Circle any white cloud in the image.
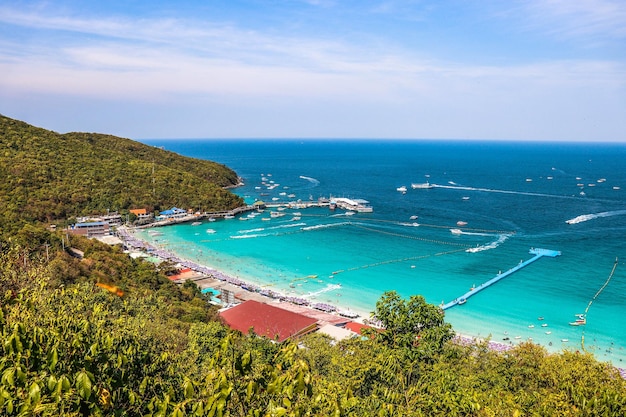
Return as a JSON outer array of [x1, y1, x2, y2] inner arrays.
[[0, 3, 624, 140], [522, 0, 626, 40]]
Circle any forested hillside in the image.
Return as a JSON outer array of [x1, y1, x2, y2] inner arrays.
[[1, 116, 625, 416], [0, 115, 243, 235]]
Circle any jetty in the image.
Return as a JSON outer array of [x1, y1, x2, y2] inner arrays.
[[441, 248, 561, 311]]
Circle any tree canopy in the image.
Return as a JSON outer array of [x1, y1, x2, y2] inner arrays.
[[0, 114, 243, 236]]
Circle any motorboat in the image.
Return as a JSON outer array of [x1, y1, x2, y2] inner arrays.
[[397, 186, 407, 193], [569, 314, 586, 326], [411, 182, 433, 189]]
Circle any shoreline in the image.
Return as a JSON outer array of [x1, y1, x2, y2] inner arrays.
[[116, 225, 626, 378]]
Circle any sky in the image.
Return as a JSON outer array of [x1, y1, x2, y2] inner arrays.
[[0, 0, 625, 141]]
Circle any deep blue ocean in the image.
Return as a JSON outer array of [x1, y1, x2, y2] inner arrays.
[[138, 139, 626, 366]]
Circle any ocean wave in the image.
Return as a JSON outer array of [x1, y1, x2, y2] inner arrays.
[[268, 223, 307, 230], [303, 283, 342, 299], [399, 222, 420, 227], [466, 234, 511, 253], [565, 210, 626, 224]]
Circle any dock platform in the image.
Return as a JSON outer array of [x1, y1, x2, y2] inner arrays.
[[440, 248, 560, 311]]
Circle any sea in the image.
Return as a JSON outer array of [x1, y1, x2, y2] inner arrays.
[[137, 139, 626, 366]]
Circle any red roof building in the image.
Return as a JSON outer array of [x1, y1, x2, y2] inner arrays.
[[344, 321, 375, 336], [219, 300, 319, 342]]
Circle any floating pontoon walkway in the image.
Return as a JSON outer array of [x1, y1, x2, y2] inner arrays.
[[440, 248, 561, 311]]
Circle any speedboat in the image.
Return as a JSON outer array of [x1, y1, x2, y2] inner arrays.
[[396, 186, 407, 193], [411, 182, 433, 189], [569, 314, 586, 326]]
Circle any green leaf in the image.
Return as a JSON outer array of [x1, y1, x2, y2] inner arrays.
[[47, 347, 58, 371], [47, 375, 57, 393], [28, 382, 41, 404], [76, 371, 92, 400], [183, 379, 194, 400]]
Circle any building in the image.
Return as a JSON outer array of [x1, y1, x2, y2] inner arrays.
[[219, 300, 319, 342], [157, 207, 188, 220], [69, 221, 110, 238]]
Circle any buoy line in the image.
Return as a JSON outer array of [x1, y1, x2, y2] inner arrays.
[[581, 257, 619, 351], [332, 248, 468, 275], [353, 224, 472, 247]]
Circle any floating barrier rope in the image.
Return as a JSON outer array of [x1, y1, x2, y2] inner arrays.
[[581, 257, 619, 351], [332, 248, 468, 276], [353, 224, 472, 247]]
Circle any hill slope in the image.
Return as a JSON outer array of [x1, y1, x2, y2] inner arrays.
[[0, 115, 243, 233]]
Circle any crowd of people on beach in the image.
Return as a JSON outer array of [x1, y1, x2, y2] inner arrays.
[[117, 226, 316, 307]]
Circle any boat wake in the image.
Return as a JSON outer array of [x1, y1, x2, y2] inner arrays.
[[301, 222, 350, 231], [434, 183, 577, 200], [299, 175, 320, 187], [269, 222, 307, 230], [399, 222, 420, 227], [466, 233, 512, 253], [238, 227, 266, 234], [450, 229, 493, 237], [231, 233, 271, 239], [565, 210, 626, 224], [303, 283, 342, 299]]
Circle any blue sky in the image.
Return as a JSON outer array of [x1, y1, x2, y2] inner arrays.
[[1, 0, 624, 141]]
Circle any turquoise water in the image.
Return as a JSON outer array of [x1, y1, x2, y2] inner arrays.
[[138, 140, 626, 366]]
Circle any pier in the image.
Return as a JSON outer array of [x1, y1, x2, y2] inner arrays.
[[441, 248, 561, 311]]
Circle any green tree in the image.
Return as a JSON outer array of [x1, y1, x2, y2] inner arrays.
[[373, 291, 454, 360]]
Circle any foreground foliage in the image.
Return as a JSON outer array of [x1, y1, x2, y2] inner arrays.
[[2, 256, 625, 416]]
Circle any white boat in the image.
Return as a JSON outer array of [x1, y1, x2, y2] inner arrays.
[[409, 215, 418, 220], [462, 196, 470, 200], [191, 221, 202, 226], [344, 211, 355, 216], [411, 182, 433, 189], [614, 186, 621, 190], [224, 215, 235, 219], [206, 229, 216, 234], [396, 186, 407, 193], [456, 221, 468, 226], [270, 211, 285, 218], [208, 217, 216, 222], [450, 228, 463, 235]]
